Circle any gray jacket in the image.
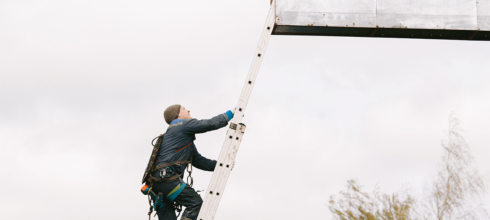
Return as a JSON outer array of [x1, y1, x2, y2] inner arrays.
[[155, 112, 231, 178]]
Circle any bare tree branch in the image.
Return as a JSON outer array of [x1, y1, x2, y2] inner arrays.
[[329, 114, 489, 220]]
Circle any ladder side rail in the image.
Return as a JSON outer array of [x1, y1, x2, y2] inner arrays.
[[199, 129, 236, 217], [204, 3, 276, 219], [197, 1, 276, 219], [234, 5, 276, 120], [205, 124, 246, 219]]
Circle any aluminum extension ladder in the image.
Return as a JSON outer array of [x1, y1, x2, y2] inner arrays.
[[197, 1, 276, 219]]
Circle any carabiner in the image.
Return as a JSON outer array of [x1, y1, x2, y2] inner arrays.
[[159, 168, 167, 178]]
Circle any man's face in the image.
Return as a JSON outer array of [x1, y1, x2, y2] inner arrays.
[[178, 106, 192, 119]]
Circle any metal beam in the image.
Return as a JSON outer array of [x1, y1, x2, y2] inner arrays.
[[273, 26, 490, 41]]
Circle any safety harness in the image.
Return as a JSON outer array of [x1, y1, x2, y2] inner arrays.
[[141, 134, 194, 219]]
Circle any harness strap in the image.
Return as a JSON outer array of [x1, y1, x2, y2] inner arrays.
[[149, 171, 184, 182], [153, 160, 190, 171], [151, 141, 193, 172], [147, 193, 153, 220], [175, 142, 193, 152]]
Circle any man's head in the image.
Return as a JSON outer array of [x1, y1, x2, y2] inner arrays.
[[164, 104, 192, 124]]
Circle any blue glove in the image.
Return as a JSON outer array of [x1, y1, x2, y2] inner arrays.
[[225, 109, 235, 122]]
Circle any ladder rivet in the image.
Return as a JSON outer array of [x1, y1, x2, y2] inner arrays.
[[217, 193, 220, 195], [248, 81, 252, 84], [226, 165, 229, 168], [210, 191, 213, 194], [267, 27, 270, 30], [236, 137, 239, 140], [229, 136, 232, 139], [220, 163, 223, 166], [239, 108, 242, 111], [258, 53, 261, 57]]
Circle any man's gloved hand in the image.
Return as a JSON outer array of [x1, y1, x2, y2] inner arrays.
[[226, 108, 235, 122]]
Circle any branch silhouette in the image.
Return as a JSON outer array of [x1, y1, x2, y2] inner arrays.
[[329, 114, 489, 220]]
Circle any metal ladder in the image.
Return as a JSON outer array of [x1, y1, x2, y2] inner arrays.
[[197, 1, 276, 219]]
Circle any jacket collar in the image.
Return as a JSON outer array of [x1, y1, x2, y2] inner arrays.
[[169, 118, 183, 126], [170, 118, 183, 125]]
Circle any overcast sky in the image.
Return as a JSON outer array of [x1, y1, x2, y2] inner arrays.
[[1, 0, 489, 219]]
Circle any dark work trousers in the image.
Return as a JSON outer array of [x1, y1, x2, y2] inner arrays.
[[151, 171, 203, 220]]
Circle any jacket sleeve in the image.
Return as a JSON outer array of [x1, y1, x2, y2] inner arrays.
[[192, 148, 217, 171], [183, 113, 229, 134]]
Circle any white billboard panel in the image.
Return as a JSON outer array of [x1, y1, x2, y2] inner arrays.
[[274, 0, 490, 40], [377, 0, 477, 30], [478, 0, 490, 30], [276, 0, 376, 27]]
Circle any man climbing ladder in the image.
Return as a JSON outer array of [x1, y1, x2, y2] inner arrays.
[[142, 104, 236, 220]]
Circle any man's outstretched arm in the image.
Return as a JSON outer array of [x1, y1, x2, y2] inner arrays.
[[183, 110, 234, 134]]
